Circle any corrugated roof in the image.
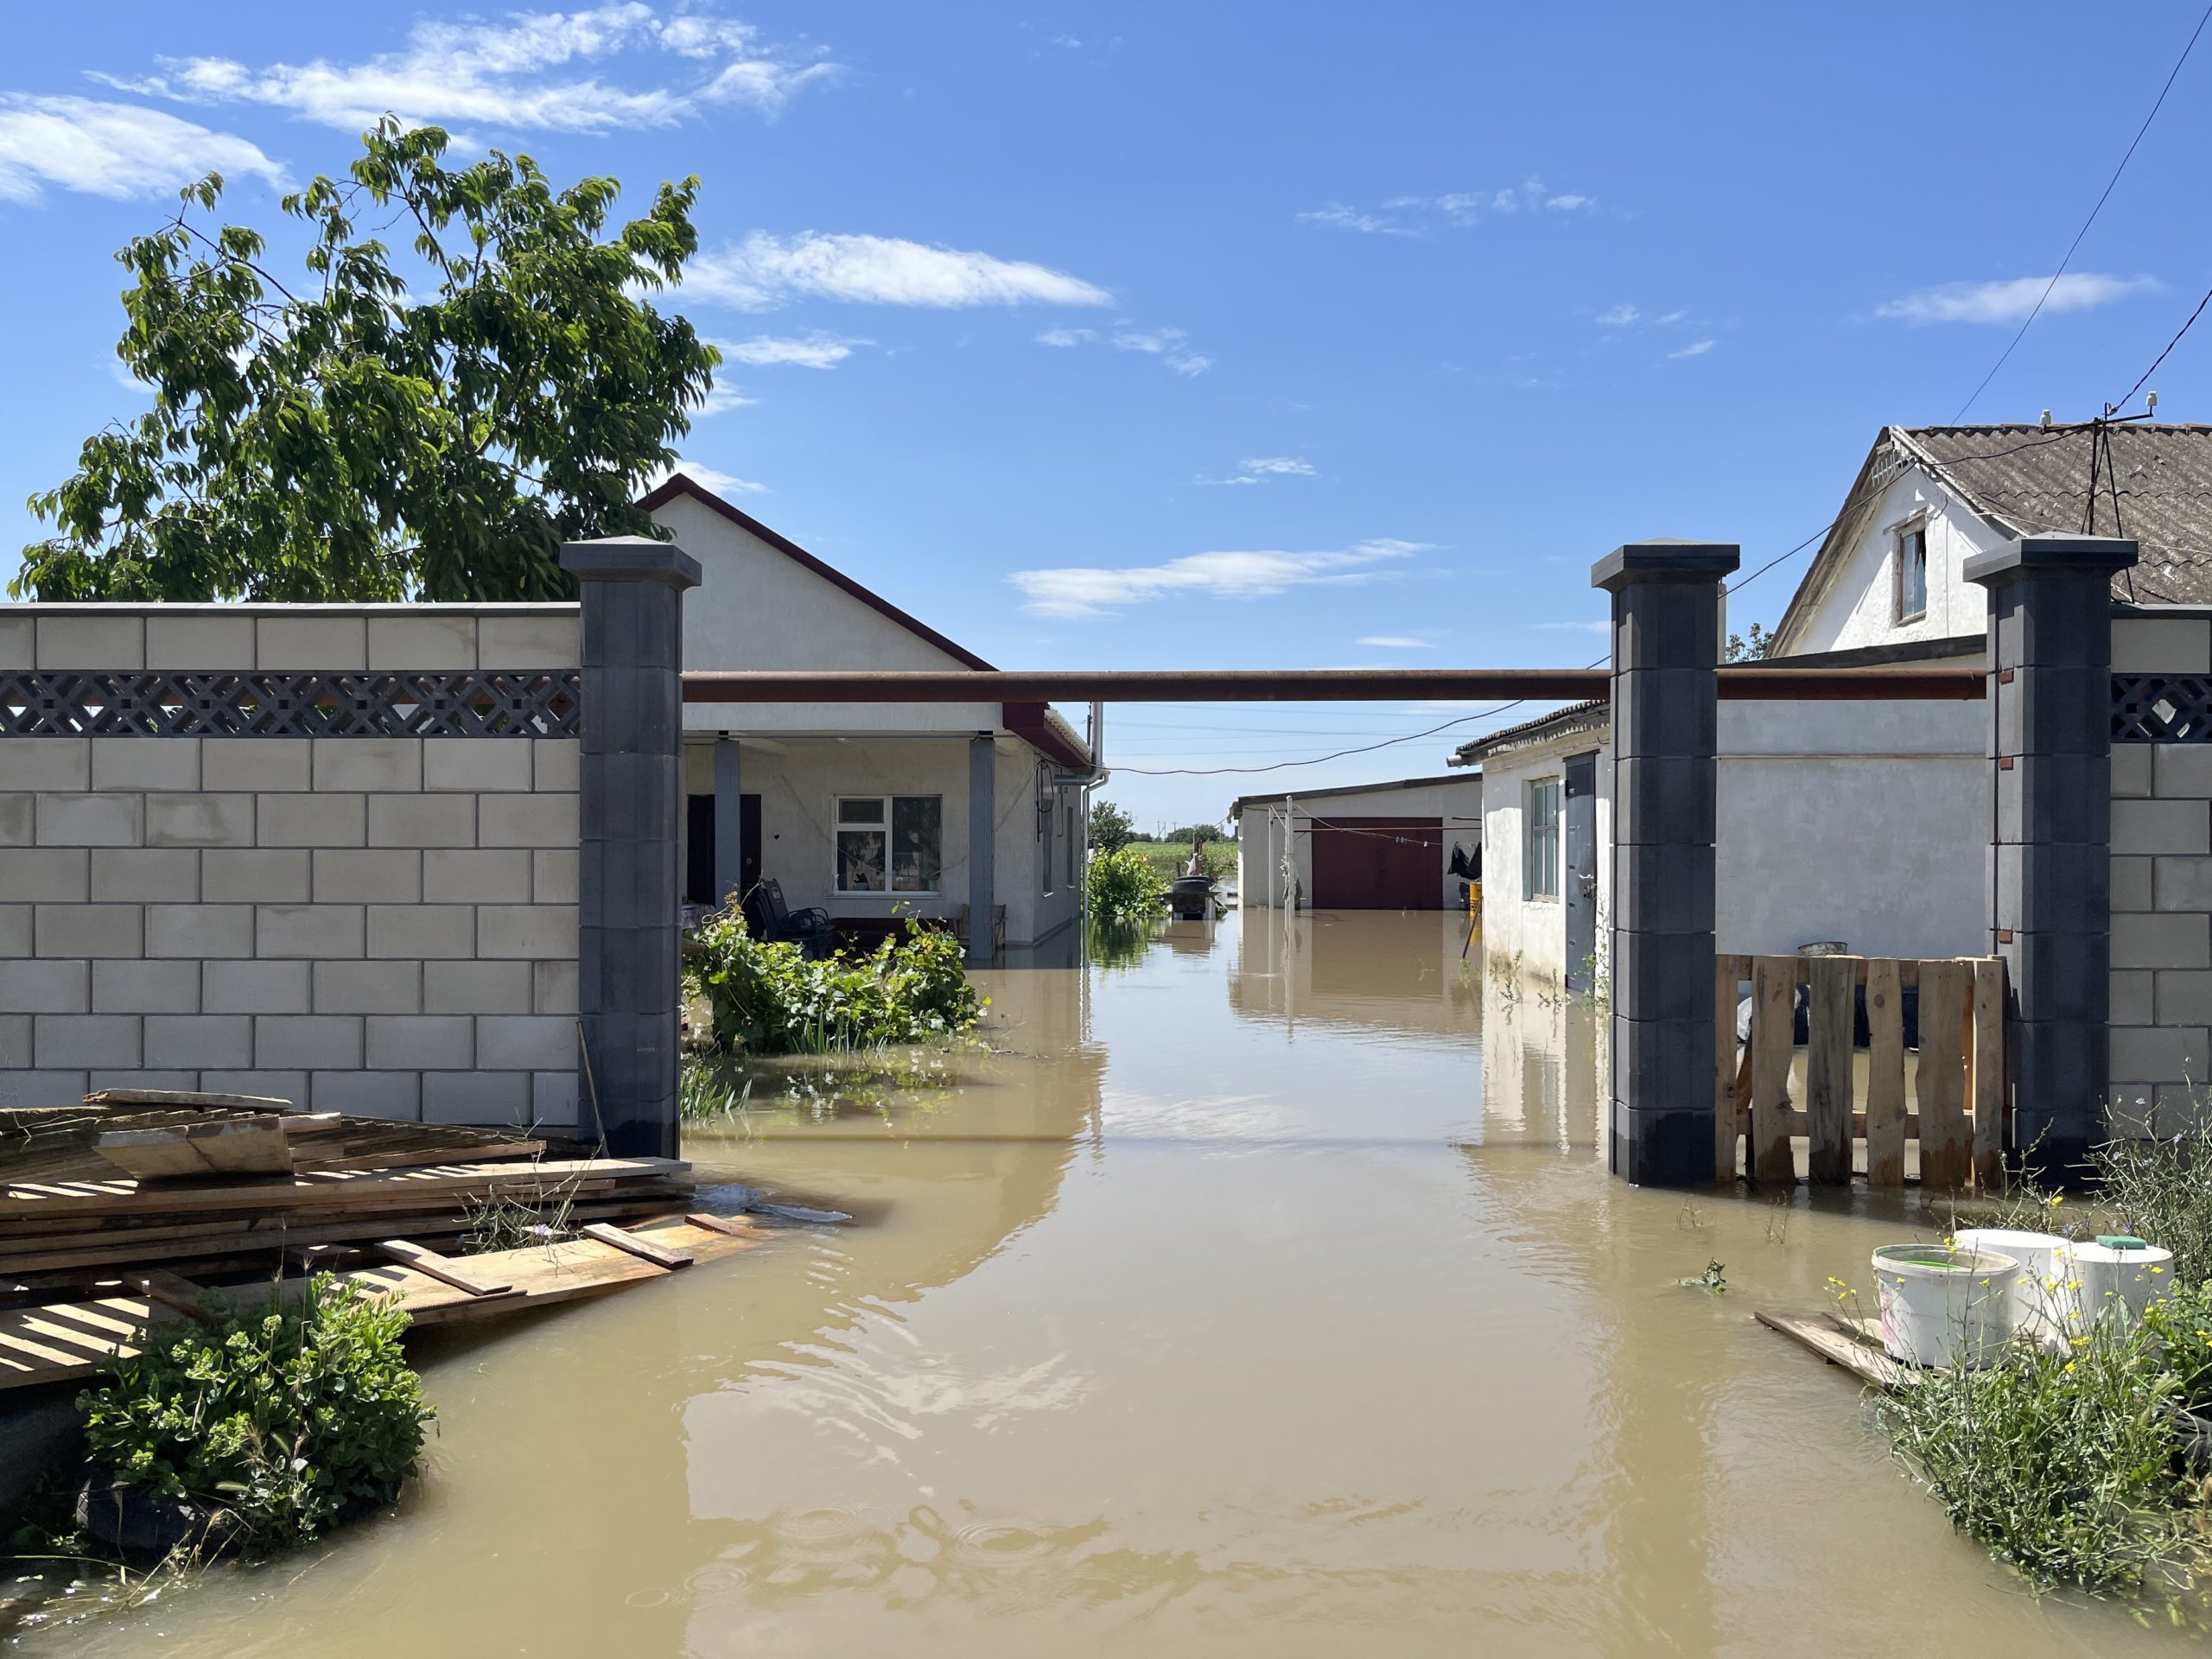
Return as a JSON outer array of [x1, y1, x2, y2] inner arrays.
[[1899, 424, 2212, 604], [1226, 771, 1476, 817], [1448, 698, 1608, 766]]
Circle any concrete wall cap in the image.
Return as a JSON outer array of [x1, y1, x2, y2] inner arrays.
[[560, 537, 702, 589], [1964, 535, 2139, 587], [1592, 540, 1742, 592]]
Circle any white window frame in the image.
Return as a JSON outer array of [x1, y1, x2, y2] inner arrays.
[[833, 794, 944, 896], [1525, 777, 1561, 901], [1894, 515, 1929, 624]]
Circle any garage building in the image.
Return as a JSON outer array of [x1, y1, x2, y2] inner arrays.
[[1230, 773, 1484, 911]]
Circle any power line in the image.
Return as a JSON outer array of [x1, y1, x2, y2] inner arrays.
[[2120, 278, 2212, 407], [1951, 3, 2212, 422]]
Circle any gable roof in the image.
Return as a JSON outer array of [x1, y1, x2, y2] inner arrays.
[[1776, 423, 2212, 645], [1448, 699, 1608, 768], [1227, 771, 1475, 817], [636, 472, 995, 671]]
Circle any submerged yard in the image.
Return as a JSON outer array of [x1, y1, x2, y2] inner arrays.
[[22, 912, 2200, 1656]]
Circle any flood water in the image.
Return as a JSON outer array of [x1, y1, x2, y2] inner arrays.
[[24, 912, 2190, 1656]]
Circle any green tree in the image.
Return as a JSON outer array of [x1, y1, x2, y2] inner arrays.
[[1088, 799, 1137, 855], [1725, 621, 1773, 662], [18, 120, 719, 602]]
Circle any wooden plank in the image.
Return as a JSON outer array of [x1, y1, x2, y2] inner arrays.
[[125, 1269, 214, 1325], [84, 1089, 296, 1113], [1749, 956, 1797, 1185], [1803, 955, 1856, 1185], [1863, 958, 1908, 1186], [1714, 955, 1746, 1183], [1969, 957, 2006, 1192], [369, 1239, 514, 1298], [1753, 1309, 1913, 1389], [580, 1222, 694, 1269], [684, 1211, 766, 1238], [1916, 959, 1971, 1191], [0, 1156, 688, 1219]]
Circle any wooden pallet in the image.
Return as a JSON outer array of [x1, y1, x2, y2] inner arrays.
[[0, 1212, 771, 1391]]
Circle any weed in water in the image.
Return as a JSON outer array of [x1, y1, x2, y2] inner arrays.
[[461, 1166, 585, 1255], [1679, 1259, 1727, 1294], [1764, 1197, 1791, 1245]]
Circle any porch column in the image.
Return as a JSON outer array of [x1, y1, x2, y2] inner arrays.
[[969, 733, 996, 967], [1966, 534, 2137, 1181], [714, 736, 743, 907], [1593, 539, 1738, 1186], [562, 534, 702, 1160]]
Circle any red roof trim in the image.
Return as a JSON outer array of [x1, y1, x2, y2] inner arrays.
[[1002, 701, 1092, 770], [635, 473, 995, 671]]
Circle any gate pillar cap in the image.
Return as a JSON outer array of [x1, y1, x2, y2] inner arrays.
[[1963, 535, 2138, 588], [562, 536, 702, 590], [1592, 540, 1740, 593]]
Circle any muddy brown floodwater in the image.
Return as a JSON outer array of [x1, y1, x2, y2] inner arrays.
[[23, 912, 2195, 1656]]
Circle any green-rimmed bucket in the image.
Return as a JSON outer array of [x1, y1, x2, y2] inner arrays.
[[1872, 1244, 2022, 1369]]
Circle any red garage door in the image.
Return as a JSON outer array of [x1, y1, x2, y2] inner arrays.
[[1309, 817, 1446, 909]]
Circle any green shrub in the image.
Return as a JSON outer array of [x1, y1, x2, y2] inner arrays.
[[79, 1274, 432, 1553], [1874, 1315, 2205, 1595], [1087, 845, 1166, 925], [685, 906, 984, 1056]]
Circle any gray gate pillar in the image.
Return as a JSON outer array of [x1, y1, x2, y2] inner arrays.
[[714, 736, 743, 906], [1593, 539, 1738, 1185], [1965, 534, 2137, 1181], [563, 534, 702, 1160], [969, 733, 996, 967]]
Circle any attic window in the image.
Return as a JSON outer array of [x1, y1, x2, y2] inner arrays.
[[1896, 524, 1929, 622]]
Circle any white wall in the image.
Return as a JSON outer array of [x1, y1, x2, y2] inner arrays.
[[1779, 464, 2006, 656], [682, 734, 1081, 950], [1234, 777, 1483, 910], [1477, 737, 1610, 980]]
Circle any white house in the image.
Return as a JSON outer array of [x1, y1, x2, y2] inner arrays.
[[1771, 421, 2212, 657], [1230, 772, 1483, 911], [642, 474, 1095, 962]]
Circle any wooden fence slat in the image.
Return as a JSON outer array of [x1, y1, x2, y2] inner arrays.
[[1750, 957, 1797, 1185], [1969, 957, 2005, 1192], [1804, 956, 1856, 1184], [1863, 958, 1908, 1186], [1714, 955, 1749, 1182], [1916, 960, 1971, 1191]]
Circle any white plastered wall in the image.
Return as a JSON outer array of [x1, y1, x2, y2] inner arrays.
[[1779, 465, 2008, 656], [1476, 734, 1611, 980]]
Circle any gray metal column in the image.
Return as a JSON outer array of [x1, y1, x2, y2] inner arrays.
[[714, 735, 743, 907], [1593, 539, 1738, 1186], [562, 534, 702, 1160], [969, 733, 996, 967], [1966, 534, 2137, 1181]]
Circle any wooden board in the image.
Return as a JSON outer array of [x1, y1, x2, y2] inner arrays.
[[1969, 957, 2005, 1192], [0, 1215, 762, 1391], [1753, 1308, 1913, 1389], [580, 1222, 694, 1269], [368, 1239, 513, 1298], [84, 1090, 296, 1113], [1863, 958, 1908, 1186], [1916, 960, 1971, 1191], [1803, 956, 1855, 1185], [1749, 957, 1797, 1185], [97, 1116, 297, 1181], [0, 1156, 688, 1220], [1714, 954, 1749, 1183]]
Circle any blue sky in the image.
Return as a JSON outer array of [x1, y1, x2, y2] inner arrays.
[[3, 3, 2210, 828]]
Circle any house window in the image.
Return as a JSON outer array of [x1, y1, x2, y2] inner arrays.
[[835, 796, 942, 893], [1525, 778, 1560, 900], [1897, 524, 1929, 622]]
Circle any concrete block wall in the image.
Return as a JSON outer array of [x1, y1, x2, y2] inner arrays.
[[0, 605, 583, 1128], [2109, 604, 2212, 1134]]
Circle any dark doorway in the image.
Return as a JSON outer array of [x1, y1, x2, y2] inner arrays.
[[684, 792, 761, 913], [1308, 817, 1445, 909], [1563, 751, 1599, 992]]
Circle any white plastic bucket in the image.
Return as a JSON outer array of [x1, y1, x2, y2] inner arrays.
[[1872, 1244, 2022, 1368], [1954, 1228, 2075, 1349], [2059, 1239, 2174, 1330]]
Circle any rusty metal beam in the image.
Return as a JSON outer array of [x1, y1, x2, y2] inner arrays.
[[678, 667, 1984, 703]]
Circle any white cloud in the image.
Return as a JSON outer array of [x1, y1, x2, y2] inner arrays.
[[1035, 327, 1096, 346], [694, 382, 758, 414], [710, 332, 865, 369], [1545, 194, 1592, 211], [1357, 635, 1436, 649], [1113, 326, 1210, 375], [1595, 303, 1640, 327], [688, 231, 1111, 310], [1667, 339, 1716, 359], [1300, 181, 1595, 236], [99, 4, 836, 137], [1011, 539, 1427, 619], [640, 458, 766, 496], [1651, 310, 1686, 326], [1202, 456, 1314, 486], [0, 94, 286, 203], [1876, 273, 2156, 326], [1296, 202, 1411, 236], [1533, 620, 1611, 633]]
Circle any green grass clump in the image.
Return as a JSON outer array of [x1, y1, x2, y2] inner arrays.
[[684, 906, 985, 1057], [79, 1274, 432, 1554]]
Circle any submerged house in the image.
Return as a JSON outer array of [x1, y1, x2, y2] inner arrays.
[[1447, 420, 2212, 985], [641, 474, 1096, 961]]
